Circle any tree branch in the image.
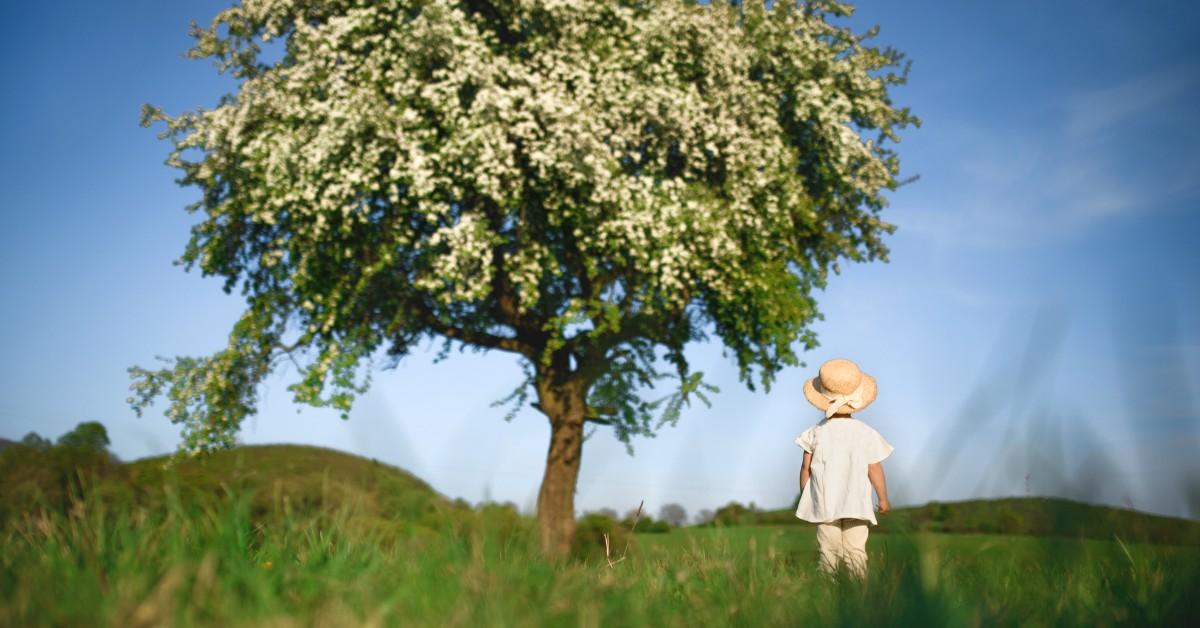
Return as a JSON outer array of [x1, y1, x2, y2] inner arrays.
[[571, 281, 692, 384], [413, 300, 535, 357]]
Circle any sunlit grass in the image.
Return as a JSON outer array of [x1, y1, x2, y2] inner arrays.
[[2, 487, 1196, 627]]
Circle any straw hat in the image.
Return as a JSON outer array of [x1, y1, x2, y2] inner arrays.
[[803, 358, 877, 418]]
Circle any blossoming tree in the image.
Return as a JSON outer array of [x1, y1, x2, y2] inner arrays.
[[129, 0, 918, 558]]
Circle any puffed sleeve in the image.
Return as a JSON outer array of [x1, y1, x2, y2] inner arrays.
[[864, 426, 894, 464], [794, 426, 816, 453]]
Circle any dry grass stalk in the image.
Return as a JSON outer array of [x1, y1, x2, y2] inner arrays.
[[604, 499, 643, 569]]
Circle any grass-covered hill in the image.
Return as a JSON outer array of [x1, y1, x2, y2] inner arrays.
[[710, 496, 1200, 546], [131, 444, 467, 521], [878, 497, 1200, 544], [0, 442, 482, 536]]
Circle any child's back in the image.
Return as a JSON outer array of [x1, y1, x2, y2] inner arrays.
[[795, 417, 892, 525], [794, 358, 892, 578]]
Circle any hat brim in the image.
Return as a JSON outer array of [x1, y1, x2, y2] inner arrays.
[[803, 374, 877, 415]]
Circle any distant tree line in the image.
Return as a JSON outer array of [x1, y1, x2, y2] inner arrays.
[[15, 421, 116, 458], [0, 421, 124, 522]]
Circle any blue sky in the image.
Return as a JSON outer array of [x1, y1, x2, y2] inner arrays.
[[1, 1, 1197, 522]]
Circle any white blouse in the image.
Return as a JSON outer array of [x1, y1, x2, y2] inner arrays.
[[794, 417, 894, 525]]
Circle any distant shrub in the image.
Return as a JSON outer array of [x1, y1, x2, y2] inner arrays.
[[56, 422, 111, 453], [618, 508, 670, 533], [20, 432, 51, 451], [594, 507, 618, 520], [633, 517, 671, 534], [995, 509, 1025, 534], [574, 512, 633, 561], [471, 502, 531, 550], [658, 503, 688, 527], [713, 501, 752, 526]]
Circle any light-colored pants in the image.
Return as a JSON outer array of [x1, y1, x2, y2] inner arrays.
[[816, 518, 870, 578]]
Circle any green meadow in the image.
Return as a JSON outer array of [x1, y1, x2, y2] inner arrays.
[[2, 443, 1197, 627]]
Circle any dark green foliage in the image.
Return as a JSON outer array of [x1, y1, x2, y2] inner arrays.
[[19, 433, 50, 451], [632, 517, 671, 534], [714, 501, 749, 525], [754, 496, 1200, 545], [618, 508, 671, 533], [55, 421, 111, 452], [711, 499, 798, 526], [574, 511, 634, 560], [874, 497, 1200, 545], [574, 509, 664, 562]]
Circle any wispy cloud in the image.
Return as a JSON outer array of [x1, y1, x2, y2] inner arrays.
[[895, 63, 1200, 249], [1064, 63, 1200, 139]]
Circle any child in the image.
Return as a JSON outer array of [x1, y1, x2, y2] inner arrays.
[[794, 358, 893, 578]]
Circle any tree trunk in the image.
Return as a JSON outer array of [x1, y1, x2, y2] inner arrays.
[[534, 369, 587, 560]]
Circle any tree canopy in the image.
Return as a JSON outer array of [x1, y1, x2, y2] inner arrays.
[[128, 0, 917, 556], [56, 421, 112, 453], [658, 502, 688, 527]]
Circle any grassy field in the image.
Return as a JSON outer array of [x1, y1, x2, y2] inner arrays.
[[1, 444, 1197, 626]]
